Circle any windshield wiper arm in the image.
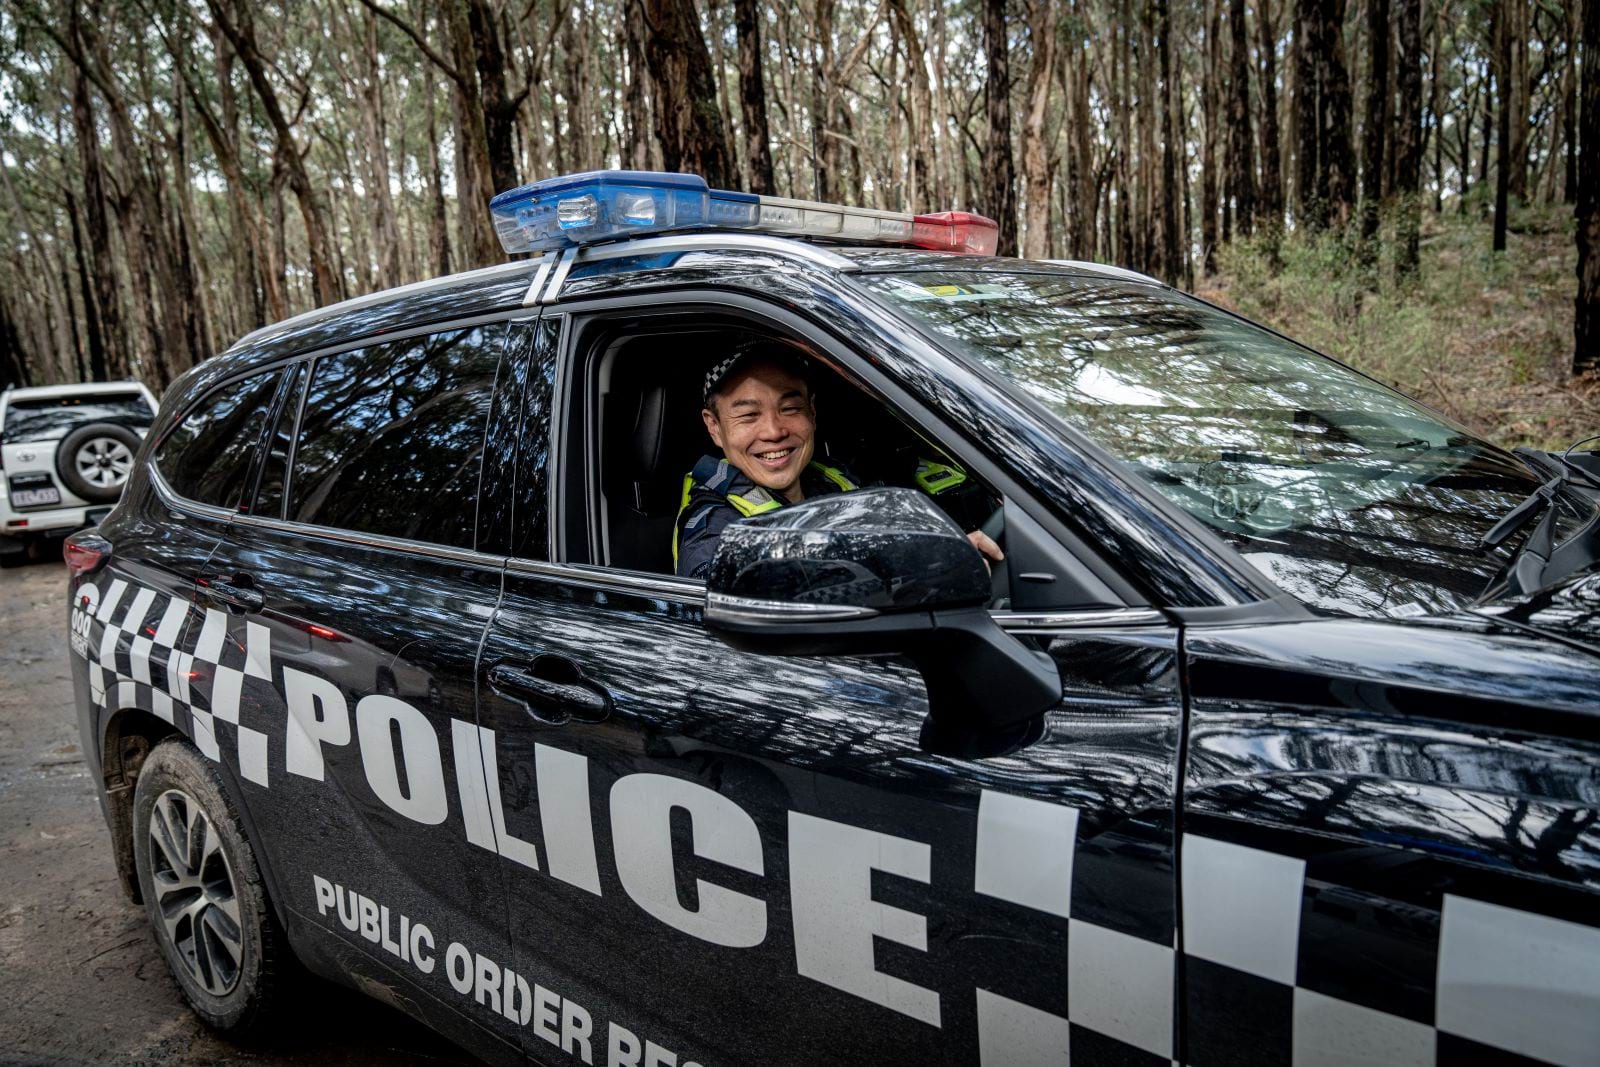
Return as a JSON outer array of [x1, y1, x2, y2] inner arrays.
[[1480, 446, 1600, 598]]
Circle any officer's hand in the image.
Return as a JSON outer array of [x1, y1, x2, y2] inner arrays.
[[967, 530, 1004, 566]]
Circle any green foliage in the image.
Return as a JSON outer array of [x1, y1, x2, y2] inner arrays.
[[1209, 208, 1593, 451]]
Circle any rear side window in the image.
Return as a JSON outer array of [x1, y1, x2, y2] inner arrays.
[[289, 325, 503, 548], [154, 371, 281, 509], [3, 393, 154, 443]]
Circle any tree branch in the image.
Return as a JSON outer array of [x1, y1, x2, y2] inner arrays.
[[356, 0, 464, 87]]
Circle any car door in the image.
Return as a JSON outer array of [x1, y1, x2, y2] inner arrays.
[[197, 324, 526, 1065], [476, 308, 1185, 1066], [1181, 618, 1600, 1067]]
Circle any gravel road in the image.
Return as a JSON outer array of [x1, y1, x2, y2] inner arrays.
[[0, 555, 473, 1066]]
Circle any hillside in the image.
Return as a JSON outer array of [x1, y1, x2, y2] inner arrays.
[[1200, 206, 1596, 452]]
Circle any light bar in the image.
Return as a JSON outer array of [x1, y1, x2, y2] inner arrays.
[[912, 211, 1001, 256], [489, 170, 998, 257]]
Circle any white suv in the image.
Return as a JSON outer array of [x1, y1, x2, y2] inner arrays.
[[0, 381, 158, 564]]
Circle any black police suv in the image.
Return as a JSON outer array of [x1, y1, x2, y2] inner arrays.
[[66, 172, 1600, 1067]]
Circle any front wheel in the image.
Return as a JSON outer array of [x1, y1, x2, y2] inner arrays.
[[132, 738, 288, 1036]]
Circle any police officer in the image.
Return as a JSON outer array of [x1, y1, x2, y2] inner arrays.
[[674, 341, 1004, 579]]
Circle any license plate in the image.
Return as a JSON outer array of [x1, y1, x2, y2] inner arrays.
[[8, 475, 60, 508]]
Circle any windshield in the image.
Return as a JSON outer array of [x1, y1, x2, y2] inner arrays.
[[2, 393, 154, 443], [862, 269, 1587, 617]]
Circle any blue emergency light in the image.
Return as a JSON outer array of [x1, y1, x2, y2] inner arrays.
[[488, 170, 999, 257]]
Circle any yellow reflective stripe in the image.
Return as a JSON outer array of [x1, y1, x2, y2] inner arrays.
[[812, 462, 857, 492], [672, 473, 696, 568], [727, 493, 781, 517], [915, 460, 966, 495]]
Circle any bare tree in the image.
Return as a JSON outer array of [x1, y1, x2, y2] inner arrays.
[[1020, 0, 1057, 258], [1493, 0, 1511, 252], [1360, 0, 1390, 260], [1577, 0, 1599, 370], [733, 0, 776, 193], [1228, 0, 1256, 237], [1257, 0, 1284, 234], [982, 0, 1020, 255], [207, 0, 344, 305], [639, 0, 737, 186], [1394, 0, 1422, 277]]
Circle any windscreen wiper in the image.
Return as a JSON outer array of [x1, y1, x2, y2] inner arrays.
[[1479, 442, 1600, 598]]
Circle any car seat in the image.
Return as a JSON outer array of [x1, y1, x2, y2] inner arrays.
[[603, 354, 709, 574]]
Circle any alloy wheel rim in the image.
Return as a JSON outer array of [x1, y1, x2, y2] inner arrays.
[[74, 437, 134, 488], [148, 789, 244, 996]]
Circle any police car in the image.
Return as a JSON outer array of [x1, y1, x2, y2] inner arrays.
[[65, 171, 1600, 1066]]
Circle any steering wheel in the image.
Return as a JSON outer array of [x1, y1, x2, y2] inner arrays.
[[978, 504, 1010, 609]]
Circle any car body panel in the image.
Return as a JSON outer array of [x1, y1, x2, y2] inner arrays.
[[1182, 618, 1600, 1066], [479, 565, 1185, 1066]]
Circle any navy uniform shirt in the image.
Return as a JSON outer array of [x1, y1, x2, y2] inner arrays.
[[674, 455, 857, 579]]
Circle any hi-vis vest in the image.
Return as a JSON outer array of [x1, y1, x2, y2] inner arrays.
[[672, 459, 857, 569]]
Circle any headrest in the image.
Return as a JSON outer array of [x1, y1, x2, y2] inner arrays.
[[630, 381, 671, 480]]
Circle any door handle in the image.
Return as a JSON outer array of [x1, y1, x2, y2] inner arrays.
[[488, 657, 612, 725], [202, 577, 264, 614]]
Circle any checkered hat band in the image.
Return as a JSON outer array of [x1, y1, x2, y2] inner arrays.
[[704, 354, 743, 404]]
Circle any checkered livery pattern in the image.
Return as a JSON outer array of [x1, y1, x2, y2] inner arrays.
[[81, 577, 274, 787], [1182, 834, 1600, 1067], [973, 790, 1177, 1066]]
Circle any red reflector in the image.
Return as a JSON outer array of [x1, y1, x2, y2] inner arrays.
[[911, 211, 1000, 256], [6, 519, 27, 528], [63, 532, 111, 576], [308, 624, 339, 640]]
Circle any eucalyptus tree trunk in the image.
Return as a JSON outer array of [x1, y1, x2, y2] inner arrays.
[[1575, 0, 1599, 370], [1228, 0, 1256, 237], [1202, 0, 1221, 270], [1506, 0, 1528, 202], [1394, 0, 1422, 277], [1493, 0, 1511, 252], [208, 0, 343, 305], [1318, 0, 1355, 228], [623, 0, 653, 170], [1020, 0, 1056, 259], [733, 0, 776, 194], [981, 0, 1019, 255], [356, 8, 402, 290], [1155, 0, 1181, 282], [67, 67, 114, 382], [1563, 1, 1579, 204], [640, 0, 737, 187], [1257, 0, 1284, 233], [887, 0, 936, 207], [1360, 0, 1390, 261], [1293, 0, 1323, 227]]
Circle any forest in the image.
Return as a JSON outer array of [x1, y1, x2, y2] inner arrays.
[[0, 0, 1596, 447]]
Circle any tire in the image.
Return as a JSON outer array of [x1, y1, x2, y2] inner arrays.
[[56, 422, 141, 503], [132, 738, 288, 1036]]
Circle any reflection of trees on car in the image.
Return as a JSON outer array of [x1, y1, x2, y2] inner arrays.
[[867, 271, 1581, 617]]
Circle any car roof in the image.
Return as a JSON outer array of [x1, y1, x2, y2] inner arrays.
[[211, 234, 1167, 380], [3, 382, 153, 402], [831, 246, 1165, 286]]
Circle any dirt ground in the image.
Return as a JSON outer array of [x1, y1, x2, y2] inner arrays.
[[0, 555, 474, 1066]]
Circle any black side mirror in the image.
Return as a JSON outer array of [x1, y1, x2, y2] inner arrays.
[[705, 488, 1062, 734]]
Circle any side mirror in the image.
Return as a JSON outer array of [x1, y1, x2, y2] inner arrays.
[[705, 488, 1062, 734]]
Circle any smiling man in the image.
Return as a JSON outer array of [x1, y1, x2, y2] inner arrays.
[[673, 340, 1002, 579]]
